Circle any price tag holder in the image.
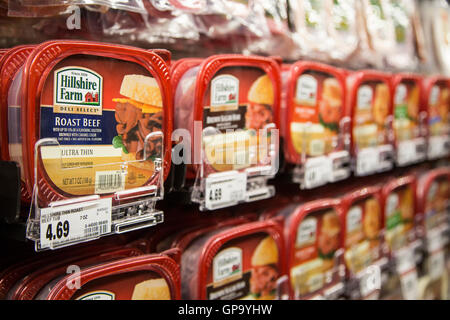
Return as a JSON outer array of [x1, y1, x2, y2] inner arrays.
[[399, 268, 419, 300], [397, 138, 426, 166], [204, 171, 247, 210], [39, 198, 112, 249], [356, 147, 378, 176], [328, 150, 351, 183], [359, 266, 381, 299], [303, 156, 332, 189], [428, 135, 450, 159], [395, 246, 419, 300]]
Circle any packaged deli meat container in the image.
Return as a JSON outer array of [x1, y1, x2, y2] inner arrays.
[[0, 45, 35, 209], [345, 70, 394, 176], [0, 237, 128, 300], [421, 76, 450, 160], [18, 40, 172, 250], [340, 185, 388, 300], [178, 220, 284, 300], [267, 198, 345, 300], [380, 175, 420, 300], [391, 73, 427, 166], [416, 168, 450, 285], [281, 61, 350, 189], [38, 252, 180, 300], [171, 54, 281, 211], [10, 246, 143, 300]]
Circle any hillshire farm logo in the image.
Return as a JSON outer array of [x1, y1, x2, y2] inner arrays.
[[54, 67, 103, 115], [210, 74, 239, 112], [213, 247, 243, 285]]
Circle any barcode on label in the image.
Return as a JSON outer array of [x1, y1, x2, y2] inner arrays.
[[95, 170, 126, 194], [84, 220, 110, 238]]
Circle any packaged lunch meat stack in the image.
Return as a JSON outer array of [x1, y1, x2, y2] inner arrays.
[[415, 168, 450, 299], [326, 0, 360, 64], [383, 0, 419, 71], [172, 54, 281, 211], [359, 0, 396, 69], [346, 70, 394, 177], [179, 220, 285, 300], [269, 199, 345, 300], [0, 45, 35, 214], [281, 61, 350, 189], [38, 252, 180, 300], [287, 0, 331, 62], [380, 175, 420, 300], [421, 76, 450, 160], [341, 185, 389, 300], [391, 73, 427, 166], [19, 40, 172, 250], [10, 246, 143, 300]]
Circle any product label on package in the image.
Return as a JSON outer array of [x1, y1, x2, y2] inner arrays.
[[427, 82, 449, 138], [206, 232, 280, 300], [393, 80, 420, 142], [353, 81, 390, 151], [39, 55, 163, 197], [202, 66, 275, 176], [39, 198, 112, 249], [72, 271, 172, 300], [344, 197, 382, 276], [290, 209, 342, 298], [290, 70, 343, 158], [424, 177, 450, 234], [384, 185, 415, 252]]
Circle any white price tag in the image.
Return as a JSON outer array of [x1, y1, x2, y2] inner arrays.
[[359, 266, 381, 299], [428, 250, 445, 281], [428, 135, 450, 159], [396, 140, 417, 166], [39, 198, 112, 249], [356, 147, 378, 176], [204, 171, 247, 210], [304, 156, 332, 189], [399, 269, 419, 300]]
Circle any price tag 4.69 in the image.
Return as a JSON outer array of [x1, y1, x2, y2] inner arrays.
[[39, 198, 112, 249], [204, 172, 247, 210]]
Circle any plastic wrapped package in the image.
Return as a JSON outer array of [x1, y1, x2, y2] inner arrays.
[[288, 0, 330, 61], [171, 54, 281, 210], [383, 0, 419, 71], [245, 1, 297, 60], [326, 0, 360, 64], [391, 73, 427, 166], [380, 175, 419, 300], [99, 6, 200, 46], [7, 1, 73, 17], [345, 70, 394, 177], [340, 185, 388, 300], [429, 0, 450, 76], [265, 199, 345, 300], [358, 0, 397, 69], [179, 220, 284, 300], [18, 41, 172, 208], [0, 45, 35, 209], [36, 252, 181, 300], [421, 76, 450, 160], [9, 247, 143, 300], [281, 61, 351, 189]]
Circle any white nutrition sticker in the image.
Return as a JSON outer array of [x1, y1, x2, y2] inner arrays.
[[39, 198, 112, 249], [204, 171, 247, 210]]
